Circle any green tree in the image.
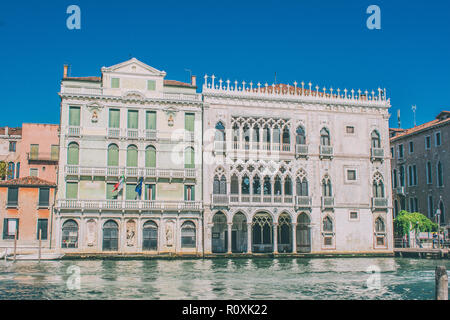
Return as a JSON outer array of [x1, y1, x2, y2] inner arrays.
[[0, 161, 8, 179], [394, 210, 438, 237]]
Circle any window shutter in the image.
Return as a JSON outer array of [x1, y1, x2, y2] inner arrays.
[[127, 110, 138, 129], [185, 113, 195, 132], [127, 147, 138, 167], [30, 144, 39, 160], [126, 184, 135, 200], [109, 109, 120, 128], [3, 219, 8, 239], [191, 186, 195, 201], [51, 145, 59, 161], [39, 188, 50, 206], [111, 78, 120, 88], [146, 111, 156, 130], [107, 145, 119, 166], [7, 187, 18, 205], [69, 107, 80, 126], [147, 80, 156, 91], [67, 143, 79, 165], [66, 182, 78, 199], [145, 147, 156, 168]]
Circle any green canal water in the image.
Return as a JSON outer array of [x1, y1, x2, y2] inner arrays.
[[0, 257, 448, 300]]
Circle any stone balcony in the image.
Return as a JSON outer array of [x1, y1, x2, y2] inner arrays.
[[57, 199, 202, 212], [295, 144, 308, 158], [211, 194, 314, 207], [319, 145, 333, 159], [321, 196, 334, 210], [371, 147, 384, 161], [372, 197, 388, 210], [65, 165, 196, 181]]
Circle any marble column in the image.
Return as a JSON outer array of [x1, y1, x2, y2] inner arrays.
[[292, 223, 297, 253], [247, 222, 252, 253], [227, 223, 232, 253], [273, 222, 278, 253]]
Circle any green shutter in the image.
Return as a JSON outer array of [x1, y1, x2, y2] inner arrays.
[[126, 184, 135, 200], [185, 147, 194, 168], [30, 144, 39, 160], [66, 182, 78, 199], [145, 147, 156, 168], [69, 107, 80, 126], [127, 146, 138, 167], [51, 145, 59, 161], [191, 186, 195, 201], [67, 143, 79, 165], [185, 113, 195, 132], [109, 109, 120, 128], [107, 145, 119, 166], [111, 78, 120, 88], [146, 111, 156, 130], [147, 80, 156, 91], [128, 110, 138, 129]]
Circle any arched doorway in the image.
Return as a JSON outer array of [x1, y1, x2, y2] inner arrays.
[[278, 213, 292, 253], [232, 212, 247, 253], [212, 212, 228, 253], [61, 220, 78, 248], [252, 213, 273, 253], [143, 221, 158, 251], [103, 220, 119, 251], [297, 213, 311, 253]]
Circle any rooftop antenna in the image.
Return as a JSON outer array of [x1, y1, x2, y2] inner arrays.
[[397, 109, 401, 128], [412, 105, 417, 127]]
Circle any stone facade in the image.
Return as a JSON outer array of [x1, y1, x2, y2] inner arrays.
[[0, 127, 22, 181], [390, 111, 449, 232]]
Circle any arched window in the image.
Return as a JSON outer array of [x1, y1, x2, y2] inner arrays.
[[284, 177, 292, 196], [296, 126, 306, 145], [7, 162, 14, 180], [230, 174, 239, 194], [181, 221, 196, 248], [232, 123, 239, 149], [323, 216, 333, 232], [241, 175, 250, 195], [320, 128, 330, 146], [61, 220, 78, 248], [243, 125, 250, 150], [15, 162, 20, 179], [375, 217, 385, 232], [253, 175, 261, 195], [439, 201, 445, 226], [213, 175, 227, 195], [437, 162, 443, 187], [263, 176, 272, 195], [107, 144, 119, 167], [142, 221, 158, 251], [126, 145, 138, 167], [103, 220, 119, 251], [67, 142, 79, 165], [296, 177, 308, 196], [282, 127, 290, 145], [273, 126, 280, 145], [215, 122, 225, 142], [371, 130, 381, 148], [373, 174, 385, 198], [263, 125, 271, 145], [322, 177, 332, 197], [184, 147, 195, 169], [274, 176, 282, 196], [252, 124, 260, 149], [145, 146, 156, 168]]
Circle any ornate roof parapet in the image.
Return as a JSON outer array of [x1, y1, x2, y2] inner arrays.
[[202, 75, 390, 108]]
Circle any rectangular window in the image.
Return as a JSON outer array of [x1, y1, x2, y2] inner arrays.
[[408, 166, 413, 187], [393, 169, 398, 188], [428, 195, 434, 218], [347, 170, 357, 181], [111, 78, 120, 88], [51, 145, 59, 161], [409, 141, 414, 153], [68, 106, 81, 126], [324, 237, 333, 246], [390, 147, 394, 158], [126, 184, 136, 200], [109, 109, 120, 128], [427, 162, 432, 184], [30, 168, 38, 177], [184, 185, 195, 201], [409, 198, 414, 212], [146, 184, 156, 200], [37, 219, 48, 240], [435, 132, 441, 146], [350, 212, 358, 220], [185, 113, 195, 132], [376, 237, 385, 246], [66, 182, 78, 199], [3, 218, 19, 240], [30, 144, 39, 160], [9, 141, 16, 152], [413, 165, 417, 186], [398, 144, 404, 159], [400, 166, 405, 187], [127, 110, 139, 129], [346, 126, 354, 134], [7, 187, 18, 207], [147, 80, 156, 91], [38, 188, 50, 207], [425, 136, 431, 150], [146, 111, 156, 130]]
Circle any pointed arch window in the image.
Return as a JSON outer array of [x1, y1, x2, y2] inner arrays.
[[296, 126, 306, 145], [263, 176, 272, 195], [373, 174, 385, 198], [230, 174, 239, 195], [252, 125, 260, 148], [323, 216, 333, 233], [274, 176, 282, 196], [437, 162, 443, 187], [284, 177, 292, 196], [253, 176, 261, 195], [375, 217, 385, 232], [273, 126, 281, 144], [320, 128, 330, 146], [322, 177, 332, 197], [241, 175, 250, 195], [282, 127, 290, 145], [371, 130, 381, 148], [215, 122, 225, 142], [296, 177, 308, 196]]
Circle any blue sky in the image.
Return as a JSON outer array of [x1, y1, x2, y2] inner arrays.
[[0, 0, 449, 128]]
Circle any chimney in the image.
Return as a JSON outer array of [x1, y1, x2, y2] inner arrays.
[[63, 65, 69, 78], [191, 75, 197, 87]]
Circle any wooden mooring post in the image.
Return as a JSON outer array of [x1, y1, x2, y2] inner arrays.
[[13, 232, 17, 262], [38, 229, 42, 262], [435, 266, 448, 300]]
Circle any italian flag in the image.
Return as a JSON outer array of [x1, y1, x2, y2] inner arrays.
[[113, 175, 125, 192]]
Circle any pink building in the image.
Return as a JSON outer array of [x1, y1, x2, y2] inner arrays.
[[18, 124, 60, 183]]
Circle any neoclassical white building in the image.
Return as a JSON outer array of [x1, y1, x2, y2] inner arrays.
[[54, 58, 204, 255], [202, 77, 393, 255]]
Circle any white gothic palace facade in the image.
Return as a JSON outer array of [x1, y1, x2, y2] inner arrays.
[[53, 58, 393, 256]]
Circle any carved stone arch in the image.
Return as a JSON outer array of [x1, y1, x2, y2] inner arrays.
[[122, 90, 146, 102]]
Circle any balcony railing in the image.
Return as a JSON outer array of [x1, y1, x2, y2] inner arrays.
[[296, 196, 312, 207], [321, 196, 334, 209], [214, 194, 296, 205], [372, 197, 388, 210], [28, 152, 59, 163], [145, 129, 157, 141], [214, 141, 226, 154], [395, 186, 406, 196], [57, 199, 202, 211], [67, 126, 81, 137], [127, 129, 139, 140], [65, 166, 196, 179], [295, 144, 308, 158], [371, 147, 384, 160], [319, 145, 333, 158], [107, 128, 121, 139]]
